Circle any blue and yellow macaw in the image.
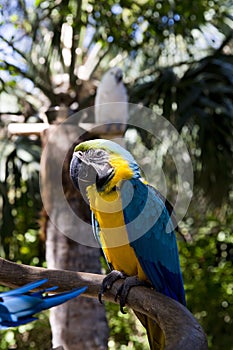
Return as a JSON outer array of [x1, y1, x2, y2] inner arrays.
[[70, 139, 186, 350], [0, 279, 87, 329]]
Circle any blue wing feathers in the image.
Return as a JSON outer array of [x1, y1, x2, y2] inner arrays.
[[122, 178, 186, 306]]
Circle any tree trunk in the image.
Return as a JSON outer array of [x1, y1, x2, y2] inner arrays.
[[40, 122, 109, 350]]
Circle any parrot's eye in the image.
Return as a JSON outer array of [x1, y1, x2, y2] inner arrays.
[[95, 150, 105, 158], [86, 149, 109, 164]]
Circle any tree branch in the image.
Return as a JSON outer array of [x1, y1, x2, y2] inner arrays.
[[0, 35, 28, 62], [69, 0, 82, 86], [0, 258, 207, 350]]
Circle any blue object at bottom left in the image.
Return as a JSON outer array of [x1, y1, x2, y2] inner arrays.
[[0, 279, 87, 329]]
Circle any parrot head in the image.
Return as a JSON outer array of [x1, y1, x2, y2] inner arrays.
[[102, 67, 124, 87], [70, 139, 140, 194]]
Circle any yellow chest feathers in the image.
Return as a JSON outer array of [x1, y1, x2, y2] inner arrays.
[[86, 182, 147, 281]]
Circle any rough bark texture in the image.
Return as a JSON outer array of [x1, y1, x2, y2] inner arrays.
[[40, 123, 108, 350], [0, 258, 208, 350], [46, 222, 108, 350]]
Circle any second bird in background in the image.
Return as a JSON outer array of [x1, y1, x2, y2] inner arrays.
[[94, 67, 128, 125]]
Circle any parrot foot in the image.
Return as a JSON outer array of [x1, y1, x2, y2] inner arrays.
[[115, 276, 147, 314], [98, 270, 126, 304]]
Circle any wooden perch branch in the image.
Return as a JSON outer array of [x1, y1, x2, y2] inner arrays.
[[0, 258, 207, 350], [7, 122, 125, 137], [8, 123, 49, 136]]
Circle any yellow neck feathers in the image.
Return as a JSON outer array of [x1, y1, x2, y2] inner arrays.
[[86, 155, 132, 247], [104, 154, 134, 193]]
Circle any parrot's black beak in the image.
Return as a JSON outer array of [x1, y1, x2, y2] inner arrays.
[[115, 70, 123, 84], [70, 151, 115, 192]]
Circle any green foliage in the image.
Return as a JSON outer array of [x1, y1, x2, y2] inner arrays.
[[129, 51, 233, 205], [106, 303, 149, 349], [0, 133, 43, 263], [0, 131, 48, 348], [0, 0, 232, 109], [0, 313, 51, 350], [179, 200, 233, 349], [175, 53, 233, 204]]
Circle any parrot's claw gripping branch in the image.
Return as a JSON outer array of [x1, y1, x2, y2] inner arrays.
[[99, 271, 150, 314], [114, 276, 149, 314], [98, 270, 126, 305]]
